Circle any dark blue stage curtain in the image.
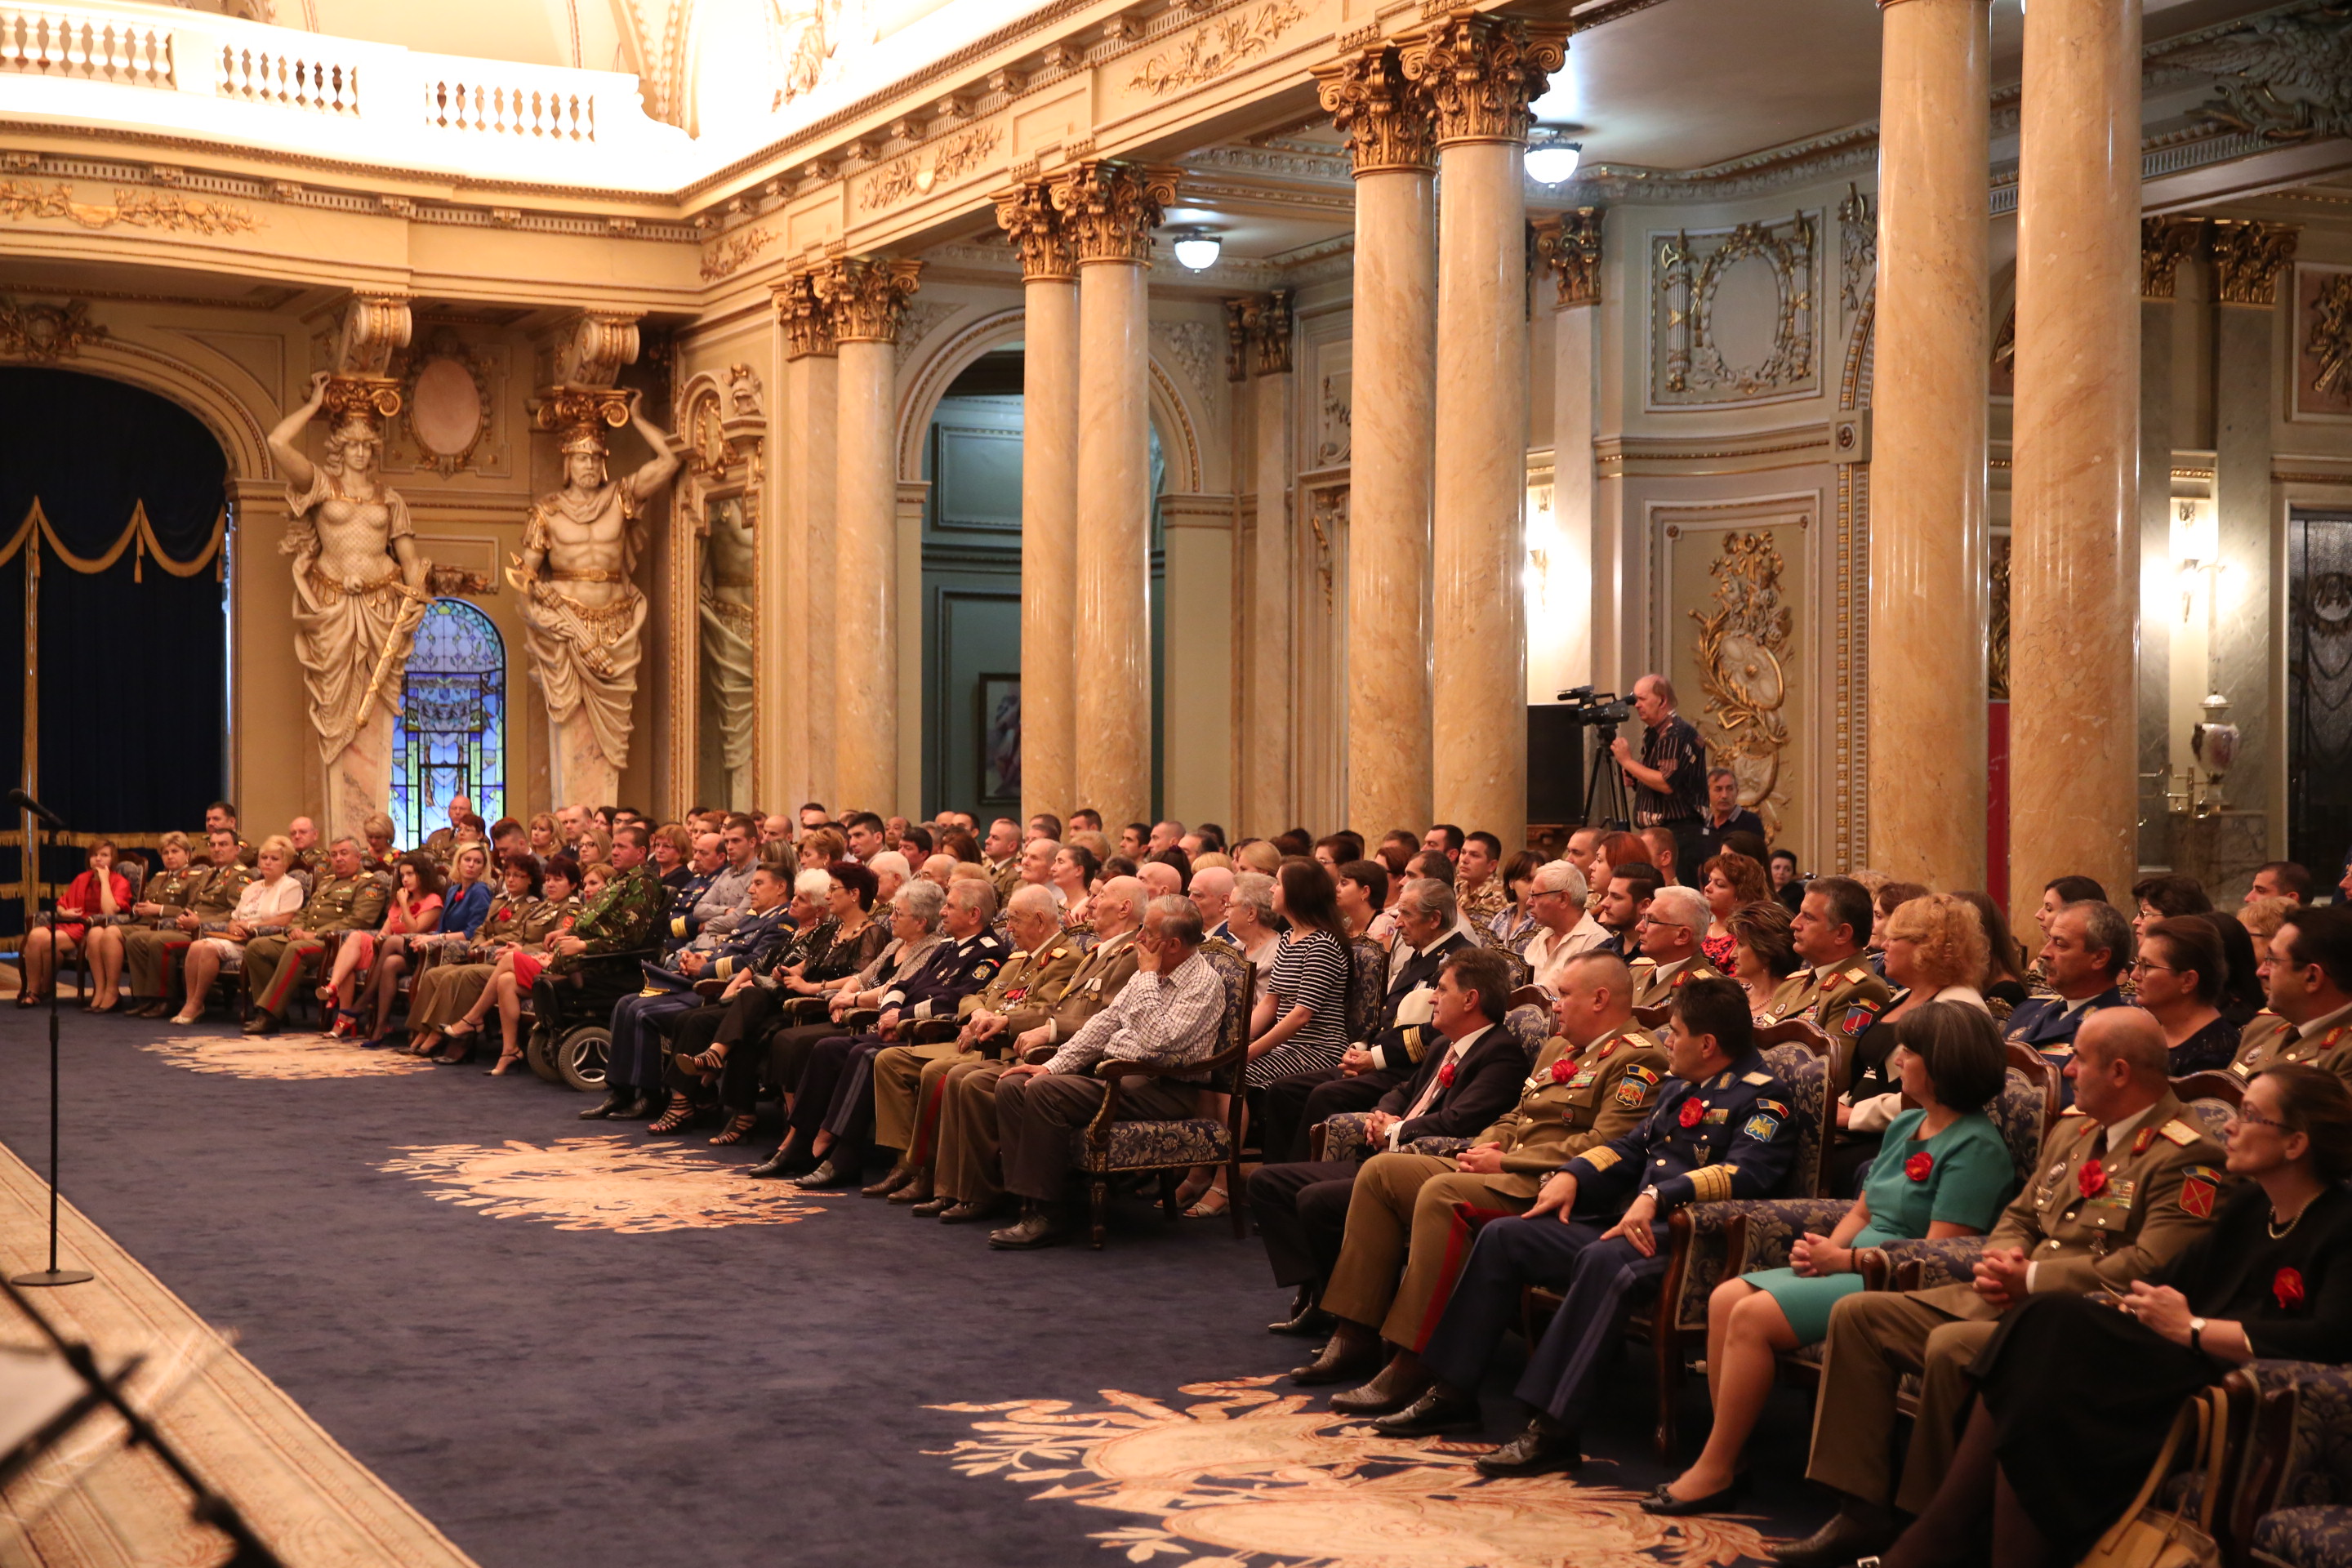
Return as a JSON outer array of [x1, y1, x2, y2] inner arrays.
[[0, 368, 229, 931]]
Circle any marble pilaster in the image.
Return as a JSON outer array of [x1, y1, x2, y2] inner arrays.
[[777, 271, 839, 812], [1865, 0, 1989, 890], [2136, 217, 2202, 871], [1247, 348, 1293, 840], [1535, 208, 1602, 698]]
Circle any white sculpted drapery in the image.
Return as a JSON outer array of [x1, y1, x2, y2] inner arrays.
[[699, 496, 758, 809]]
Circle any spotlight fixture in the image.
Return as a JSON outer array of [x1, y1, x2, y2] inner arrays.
[[1171, 228, 1222, 270], [1525, 136, 1583, 185]]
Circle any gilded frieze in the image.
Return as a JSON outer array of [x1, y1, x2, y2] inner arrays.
[[859, 122, 1003, 212], [1126, 1, 1307, 99], [701, 226, 778, 281], [0, 297, 105, 361], [0, 178, 259, 234]]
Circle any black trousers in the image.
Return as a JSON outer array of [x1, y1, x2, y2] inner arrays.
[[1263, 1069, 1401, 1164], [782, 1032, 889, 1157], [1245, 1159, 1360, 1289]]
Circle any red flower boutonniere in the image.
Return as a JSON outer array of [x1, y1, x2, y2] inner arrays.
[[1438, 1060, 1458, 1088], [1679, 1098, 1705, 1129], [2079, 1159, 2108, 1199], [2275, 1267, 2306, 1310], [1905, 1152, 1935, 1183], [1550, 1058, 1575, 1085]]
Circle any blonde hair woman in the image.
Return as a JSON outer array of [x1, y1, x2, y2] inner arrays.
[[1835, 893, 1995, 1177], [172, 835, 304, 1025]]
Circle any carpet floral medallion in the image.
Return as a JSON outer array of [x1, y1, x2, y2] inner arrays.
[[929, 1377, 1778, 1568], [141, 1032, 439, 1080], [376, 1134, 836, 1233]]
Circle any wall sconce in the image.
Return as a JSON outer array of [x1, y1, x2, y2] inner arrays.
[[2172, 497, 2217, 625]]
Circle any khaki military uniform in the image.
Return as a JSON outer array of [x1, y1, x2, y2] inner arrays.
[[987, 858, 1021, 909], [126, 859, 253, 1001], [934, 929, 1141, 1205], [120, 862, 207, 1001], [291, 844, 327, 881], [1808, 1094, 2230, 1513], [243, 871, 390, 1017], [871, 936, 1085, 1162], [1629, 951, 1726, 1011], [1321, 1018, 1672, 1349], [2229, 1010, 2352, 1085], [1762, 958, 1894, 1034]]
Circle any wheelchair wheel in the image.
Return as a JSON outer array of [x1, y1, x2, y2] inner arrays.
[[557, 1024, 609, 1093], [526, 1025, 562, 1084]]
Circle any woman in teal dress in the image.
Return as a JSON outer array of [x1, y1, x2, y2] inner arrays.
[[1646, 1001, 2016, 1515]]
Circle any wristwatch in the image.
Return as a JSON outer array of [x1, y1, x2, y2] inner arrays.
[[1640, 1184, 1662, 1202], [2189, 1317, 2207, 1352]]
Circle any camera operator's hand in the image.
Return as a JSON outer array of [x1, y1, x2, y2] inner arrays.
[[1610, 736, 1633, 765]]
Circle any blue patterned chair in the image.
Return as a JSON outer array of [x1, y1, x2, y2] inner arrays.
[[2176, 1071, 2245, 1143], [1067, 941, 1254, 1249], [2225, 1361, 2352, 1568]]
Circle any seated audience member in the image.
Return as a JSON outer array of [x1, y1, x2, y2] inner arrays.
[[1588, 829, 1652, 900], [1247, 858, 1356, 1089], [1250, 948, 1539, 1348], [69, 843, 151, 1015], [2207, 909, 2266, 1026], [19, 842, 132, 1010], [1954, 889, 2030, 1008], [671, 816, 759, 945], [2135, 916, 2242, 1075], [1866, 881, 1931, 971], [488, 816, 526, 867], [921, 853, 959, 889], [1775, 1009, 2227, 1568], [1770, 849, 1803, 913], [797, 826, 847, 871], [1190, 864, 1236, 941], [648, 823, 695, 894], [2004, 899, 2132, 1085], [2247, 860, 2313, 906], [2133, 871, 2214, 940], [594, 865, 795, 1092], [2229, 905, 2352, 1083], [1149, 820, 1187, 857], [523, 825, 666, 1062], [1421, 824, 1464, 866], [420, 795, 474, 862], [2023, 873, 2107, 992], [842, 812, 889, 864], [1334, 859, 1388, 942], [237, 838, 390, 1035], [1234, 840, 1282, 877], [173, 836, 306, 1024], [361, 813, 397, 873], [1864, 1064, 2352, 1568], [1142, 852, 1190, 898], [1593, 863, 1663, 961], [1305, 954, 1665, 1395], [574, 826, 611, 869], [118, 833, 202, 1018], [1698, 852, 1771, 971], [1052, 843, 1102, 930], [1628, 884, 1725, 1008], [1027, 813, 1064, 844], [1521, 861, 1604, 993], [1454, 833, 1508, 926], [2244, 895, 2292, 969], [981, 817, 1023, 902], [439, 843, 494, 938], [1767, 875, 1895, 1027], [1374, 830, 1418, 883], [1224, 872, 1283, 995], [281, 814, 318, 879], [1832, 893, 1992, 1191], [986, 896, 1227, 1250], [318, 851, 444, 1039], [130, 831, 252, 1018], [526, 813, 562, 858], [1728, 901, 1804, 1018], [400, 854, 565, 1061], [1695, 767, 1766, 861], [1486, 851, 1543, 953], [1370, 980, 1795, 1477], [1658, 1002, 2011, 1515]]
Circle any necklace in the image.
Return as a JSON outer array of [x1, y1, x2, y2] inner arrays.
[[2270, 1197, 2314, 1240]]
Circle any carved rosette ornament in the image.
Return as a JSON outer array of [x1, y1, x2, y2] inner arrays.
[[2140, 216, 2206, 301], [773, 271, 836, 361], [1396, 9, 1567, 149], [1049, 161, 1180, 266], [1531, 207, 1605, 308], [813, 256, 923, 344], [993, 179, 1076, 283], [2209, 219, 2299, 307], [1310, 44, 1437, 176]]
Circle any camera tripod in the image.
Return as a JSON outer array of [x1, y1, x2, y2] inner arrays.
[[1582, 723, 1633, 831]]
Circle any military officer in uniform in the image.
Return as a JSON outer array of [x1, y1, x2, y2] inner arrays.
[[1775, 1008, 2229, 1568], [2004, 898, 2132, 1098], [982, 817, 1023, 908], [526, 824, 667, 1060], [2230, 906, 2352, 1085], [864, 884, 1084, 1203], [123, 831, 242, 1018], [240, 836, 387, 1033], [1371, 978, 1798, 1477], [1629, 884, 1727, 1009], [284, 815, 323, 880], [1299, 952, 1668, 1403], [420, 795, 474, 863], [1763, 875, 1895, 1035], [602, 865, 797, 1117]]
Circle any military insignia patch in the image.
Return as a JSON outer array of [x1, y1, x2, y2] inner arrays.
[[2179, 1165, 2221, 1218], [1742, 1111, 1784, 1142], [1841, 1004, 1874, 1037], [1615, 1073, 1655, 1109], [1754, 1098, 1790, 1120]]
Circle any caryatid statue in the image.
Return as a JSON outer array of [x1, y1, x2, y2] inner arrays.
[[511, 389, 681, 809], [699, 492, 759, 810], [268, 367, 433, 842]]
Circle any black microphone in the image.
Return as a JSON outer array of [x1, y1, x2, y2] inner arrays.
[[4, 789, 66, 830]]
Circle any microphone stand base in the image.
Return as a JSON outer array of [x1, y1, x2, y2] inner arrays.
[[11, 1270, 93, 1288]]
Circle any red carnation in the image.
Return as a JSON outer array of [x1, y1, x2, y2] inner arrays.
[[1550, 1058, 1575, 1084], [1905, 1152, 1934, 1183], [2079, 1159, 2107, 1199], [1679, 1098, 1704, 1129], [1439, 1060, 1457, 1088], [2275, 1267, 2305, 1310]]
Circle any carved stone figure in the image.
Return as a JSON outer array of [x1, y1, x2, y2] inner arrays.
[[512, 391, 681, 808], [269, 370, 432, 841], [699, 494, 758, 811]]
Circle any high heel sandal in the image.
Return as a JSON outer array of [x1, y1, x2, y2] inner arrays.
[[1183, 1188, 1232, 1219], [484, 1050, 523, 1076], [435, 1034, 478, 1065], [708, 1112, 758, 1146], [323, 1007, 361, 1040], [677, 1046, 728, 1075], [646, 1098, 696, 1134]]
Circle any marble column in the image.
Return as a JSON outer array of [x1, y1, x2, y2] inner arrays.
[[2137, 217, 2203, 871], [1053, 160, 1174, 831], [777, 271, 839, 813], [996, 180, 1080, 828], [816, 255, 921, 817], [1402, 11, 1564, 846], [1236, 301, 1294, 840], [1866, 0, 1989, 890], [2008, 0, 2141, 929], [1316, 42, 1436, 840], [1535, 208, 1604, 694]]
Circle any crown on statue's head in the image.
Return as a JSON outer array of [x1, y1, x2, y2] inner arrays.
[[559, 425, 609, 457]]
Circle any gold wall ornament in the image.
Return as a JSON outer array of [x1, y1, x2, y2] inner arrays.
[[531, 386, 631, 434], [812, 254, 922, 343], [1127, 0, 1308, 98], [860, 122, 1003, 212], [336, 292, 410, 379], [991, 177, 1075, 282], [1396, 9, 1567, 149], [1651, 212, 1820, 407], [2141, 215, 2206, 301], [547, 310, 641, 387], [1222, 296, 1250, 381], [2309, 272, 2352, 403], [0, 297, 105, 361], [2155, 8, 2352, 145], [1688, 529, 1793, 834], [1837, 182, 1874, 315], [1312, 42, 1437, 175], [322, 376, 402, 422], [700, 226, 777, 282], [0, 179, 260, 234], [1988, 532, 2011, 702], [773, 270, 836, 359], [1049, 160, 1179, 266], [1307, 485, 1344, 609], [1531, 207, 1604, 308], [2209, 218, 2298, 306]]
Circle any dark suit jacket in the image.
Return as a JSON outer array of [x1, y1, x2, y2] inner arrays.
[[1364, 931, 1476, 1071], [1375, 1022, 1529, 1144]]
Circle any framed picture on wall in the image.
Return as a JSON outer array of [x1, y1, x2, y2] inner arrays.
[[978, 675, 1021, 805]]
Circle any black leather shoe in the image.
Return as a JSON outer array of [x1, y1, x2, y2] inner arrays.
[[911, 1196, 956, 1217], [939, 1198, 1004, 1223], [1289, 1338, 1383, 1388], [792, 1159, 859, 1190], [987, 1209, 1069, 1250], [243, 1012, 279, 1036], [1769, 1511, 1896, 1568], [1369, 1386, 1481, 1437], [579, 1093, 630, 1120], [1267, 1289, 1332, 1337], [1474, 1414, 1581, 1477], [612, 1095, 652, 1120], [746, 1148, 810, 1179], [1641, 1474, 1751, 1517], [862, 1169, 915, 1199]]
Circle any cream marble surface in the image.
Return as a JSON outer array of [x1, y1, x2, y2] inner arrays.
[[787, 352, 840, 813], [1867, 0, 1990, 889], [1248, 369, 1294, 840], [833, 337, 899, 814], [1021, 278, 1082, 829], [1075, 259, 1152, 829], [1348, 166, 1438, 838], [2009, 0, 2143, 927]]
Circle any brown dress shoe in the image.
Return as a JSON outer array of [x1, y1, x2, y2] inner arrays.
[[1329, 1364, 1430, 1417], [861, 1169, 915, 1199], [1289, 1336, 1383, 1388], [1769, 1508, 1897, 1568], [887, 1178, 935, 1205], [1473, 1414, 1581, 1477]]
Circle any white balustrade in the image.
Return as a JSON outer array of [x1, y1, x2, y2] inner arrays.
[[0, 3, 172, 90], [214, 38, 359, 114]]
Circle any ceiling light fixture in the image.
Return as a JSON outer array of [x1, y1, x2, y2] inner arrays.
[[1172, 228, 1223, 270], [1525, 136, 1583, 185]]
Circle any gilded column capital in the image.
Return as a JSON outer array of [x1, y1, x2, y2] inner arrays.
[[2140, 216, 2206, 300], [813, 256, 923, 345], [993, 178, 1075, 283], [1222, 296, 1251, 381], [1311, 43, 1436, 176], [2208, 218, 2298, 306], [773, 271, 836, 360], [1396, 8, 1566, 149], [1221, 290, 1295, 378], [1531, 207, 1604, 307], [1048, 160, 1179, 266]]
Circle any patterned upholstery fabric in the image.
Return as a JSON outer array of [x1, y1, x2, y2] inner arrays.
[[1345, 936, 1388, 1045], [1878, 1234, 1982, 1291], [2182, 1096, 2237, 1142], [1407, 1136, 1473, 1158], [1072, 1116, 1232, 1172], [1686, 1197, 1854, 1280], [1762, 1042, 1831, 1200], [1321, 1111, 1379, 1165], [1503, 1004, 1548, 1061], [2255, 1507, 2352, 1568], [1987, 1065, 2050, 1196], [2256, 1362, 2352, 1511]]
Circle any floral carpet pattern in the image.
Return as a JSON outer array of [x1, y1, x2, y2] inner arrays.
[[140, 1032, 439, 1079], [930, 1377, 1779, 1568], [375, 1134, 835, 1232]]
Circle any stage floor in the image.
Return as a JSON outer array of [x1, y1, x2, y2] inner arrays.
[[0, 1006, 1828, 1567]]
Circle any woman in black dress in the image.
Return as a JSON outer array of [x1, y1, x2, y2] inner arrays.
[[1873, 1063, 2352, 1568]]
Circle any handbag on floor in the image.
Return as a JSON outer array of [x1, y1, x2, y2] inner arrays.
[[2078, 1387, 2228, 1568]]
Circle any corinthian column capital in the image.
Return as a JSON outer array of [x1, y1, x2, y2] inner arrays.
[[2139, 216, 2206, 301], [2208, 218, 2298, 307], [774, 271, 836, 359], [1311, 43, 1435, 175], [1396, 8, 1567, 148], [993, 178, 1076, 282], [1049, 160, 1179, 266], [1531, 207, 1605, 307], [814, 256, 924, 344]]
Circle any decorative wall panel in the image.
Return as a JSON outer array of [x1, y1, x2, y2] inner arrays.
[[1648, 210, 1821, 411], [2296, 263, 2352, 424]]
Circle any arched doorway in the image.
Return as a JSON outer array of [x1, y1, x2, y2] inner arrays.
[[388, 598, 508, 849]]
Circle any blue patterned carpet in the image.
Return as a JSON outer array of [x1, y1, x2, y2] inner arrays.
[[0, 1008, 1832, 1568]]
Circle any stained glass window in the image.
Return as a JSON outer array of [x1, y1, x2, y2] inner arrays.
[[389, 598, 506, 849]]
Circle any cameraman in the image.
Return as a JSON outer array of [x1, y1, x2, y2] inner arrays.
[[1609, 675, 1708, 878]]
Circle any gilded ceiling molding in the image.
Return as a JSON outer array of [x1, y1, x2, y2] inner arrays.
[[1310, 42, 1436, 176], [702, 226, 778, 281], [813, 256, 923, 344], [992, 178, 1076, 282], [860, 122, 1003, 212], [2208, 218, 2298, 306], [1530, 207, 1604, 308], [1049, 160, 1178, 266], [1126, 0, 1307, 97], [2154, 7, 2352, 145], [1395, 9, 1567, 149], [2140, 215, 2205, 301], [0, 177, 258, 234]]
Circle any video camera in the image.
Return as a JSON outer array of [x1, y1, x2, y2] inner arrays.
[[1557, 686, 1633, 728]]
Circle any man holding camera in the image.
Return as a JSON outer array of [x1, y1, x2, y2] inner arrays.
[[1610, 675, 1708, 875]]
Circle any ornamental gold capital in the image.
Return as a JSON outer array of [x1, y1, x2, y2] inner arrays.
[[1048, 160, 1180, 266], [1311, 43, 1435, 176], [2208, 218, 2298, 308], [773, 270, 835, 359], [1396, 7, 1567, 149], [2140, 216, 2205, 301], [1532, 207, 1605, 308], [813, 255, 923, 344], [993, 178, 1076, 283]]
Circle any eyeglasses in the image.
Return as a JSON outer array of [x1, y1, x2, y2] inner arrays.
[[2127, 959, 2180, 977], [2230, 1105, 2290, 1131]]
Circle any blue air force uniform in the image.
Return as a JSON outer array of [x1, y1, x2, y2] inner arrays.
[[1419, 1047, 1799, 1430], [2004, 987, 2126, 1104], [606, 903, 795, 1094]]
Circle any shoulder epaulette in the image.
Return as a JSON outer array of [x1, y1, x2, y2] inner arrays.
[[2159, 1119, 2200, 1147], [1742, 1071, 1771, 1085], [2060, 1104, 2087, 1118], [1842, 966, 1870, 986]]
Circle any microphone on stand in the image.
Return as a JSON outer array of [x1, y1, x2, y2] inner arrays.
[[3, 789, 66, 830]]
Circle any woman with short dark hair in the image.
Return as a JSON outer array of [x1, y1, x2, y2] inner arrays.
[[2135, 915, 2240, 1075], [1728, 901, 1803, 1019]]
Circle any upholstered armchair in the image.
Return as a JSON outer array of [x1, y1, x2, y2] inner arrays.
[[2230, 1361, 2352, 1568]]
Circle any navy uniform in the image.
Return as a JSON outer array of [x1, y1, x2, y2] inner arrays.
[[2005, 986, 2127, 1102], [2228, 1009, 2352, 1085], [1408, 1047, 1797, 1441], [606, 902, 796, 1102]]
